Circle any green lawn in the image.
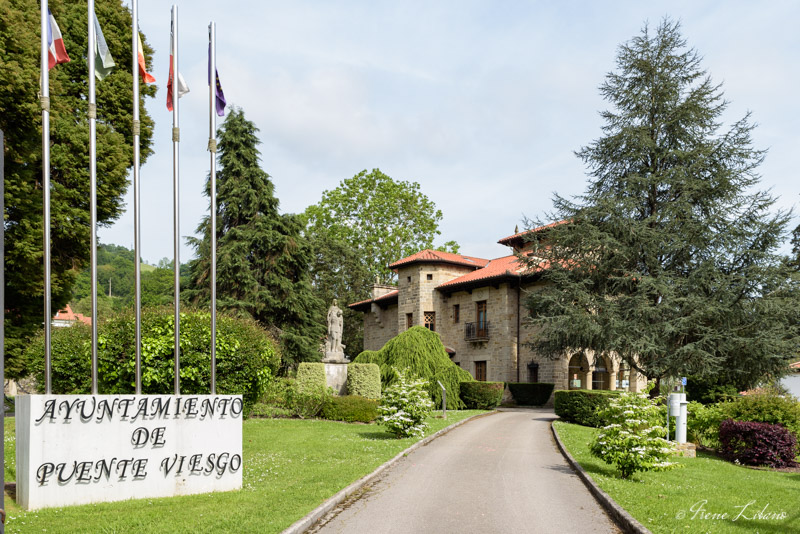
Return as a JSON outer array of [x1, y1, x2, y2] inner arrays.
[[554, 421, 800, 534], [2, 411, 484, 533]]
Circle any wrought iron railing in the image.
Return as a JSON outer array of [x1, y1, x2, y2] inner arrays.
[[465, 321, 490, 341]]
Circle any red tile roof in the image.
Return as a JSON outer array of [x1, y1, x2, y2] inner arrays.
[[791, 361, 800, 370], [497, 220, 569, 246], [348, 289, 399, 308], [437, 255, 549, 290], [53, 304, 92, 325], [388, 249, 490, 270]]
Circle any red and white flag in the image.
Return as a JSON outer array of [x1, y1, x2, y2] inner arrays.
[[137, 33, 156, 83], [166, 21, 189, 111], [47, 9, 70, 69]]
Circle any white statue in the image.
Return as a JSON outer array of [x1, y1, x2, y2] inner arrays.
[[324, 299, 348, 362]]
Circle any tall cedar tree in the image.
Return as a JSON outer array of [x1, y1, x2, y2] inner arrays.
[[188, 109, 324, 368], [524, 19, 799, 391], [1, 0, 156, 377], [304, 169, 458, 355]]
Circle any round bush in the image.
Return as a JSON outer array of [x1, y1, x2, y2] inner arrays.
[[554, 389, 621, 427], [25, 307, 280, 411], [719, 419, 798, 468], [459, 381, 504, 409]]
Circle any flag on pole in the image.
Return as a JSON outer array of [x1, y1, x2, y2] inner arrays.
[[47, 10, 70, 69], [208, 44, 227, 116], [93, 12, 115, 80], [166, 21, 189, 111], [137, 33, 156, 83]]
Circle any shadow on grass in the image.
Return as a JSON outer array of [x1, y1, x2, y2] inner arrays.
[[357, 431, 397, 441]]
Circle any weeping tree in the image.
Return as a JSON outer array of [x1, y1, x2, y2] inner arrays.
[[353, 326, 473, 409], [524, 19, 800, 393], [188, 108, 324, 369]]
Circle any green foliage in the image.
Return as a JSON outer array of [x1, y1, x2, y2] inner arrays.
[[347, 363, 381, 399], [524, 19, 800, 388], [378, 369, 434, 438], [459, 381, 504, 409], [685, 376, 740, 405], [296, 363, 327, 394], [305, 168, 459, 285], [686, 401, 726, 448], [1, 0, 157, 378], [252, 377, 329, 419], [353, 326, 473, 409], [188, 108, 324, 369], [321, 395, 379, 423], [25, 307, 279, 410], [589, 391, 678, 479], [506, 382, 556, 406], [554, 390, 620, 427]]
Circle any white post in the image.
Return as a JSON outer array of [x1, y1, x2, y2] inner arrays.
[[40, 0, 52, 394], [132, 0, 142, 394], [88, 0, 99, 394], [171, 5, 181, 395], [209, 22, 217, 394]]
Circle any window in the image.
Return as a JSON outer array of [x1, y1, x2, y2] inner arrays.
[[424, 311, 436, 331], [426, 273, 433, 280], [406, 313, 413, 329], [475, 361, 487, 381], [407, 276, 411, 283], [476, 301, 487, 337], [453, 304, 460, 323]]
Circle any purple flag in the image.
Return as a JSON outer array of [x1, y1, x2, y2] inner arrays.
[[208, 44, 227, 116]]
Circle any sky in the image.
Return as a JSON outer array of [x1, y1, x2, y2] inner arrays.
[[103, 0, 800, 264]]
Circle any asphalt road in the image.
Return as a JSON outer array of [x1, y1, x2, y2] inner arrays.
[[310, 409, 620, 534]]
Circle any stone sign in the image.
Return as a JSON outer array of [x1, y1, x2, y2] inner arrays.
[[16, 394, 242, 510]]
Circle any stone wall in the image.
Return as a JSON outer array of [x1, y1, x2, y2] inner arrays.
[[362, 302, 398, 352]]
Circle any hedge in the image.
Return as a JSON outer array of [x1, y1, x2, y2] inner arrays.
[[321, 395, 379, 423], [347, 363, 381, 399], [25, 307, 280, 411], [296, 363, 327, 394], [554, 389, 620, 427], [506, 383, 555, 406], [459, 382, 504, 409], [719, 419, 798, 468]]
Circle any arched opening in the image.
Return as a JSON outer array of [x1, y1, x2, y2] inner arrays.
[[568, 353, 589, 389], [591, 355, 612, 391], [616, 362, 630, 391]]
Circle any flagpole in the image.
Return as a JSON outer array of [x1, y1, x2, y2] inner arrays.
[[209, 22, 217, 395], [40, 0, 52, 394], [172, 5, 181, 395], [88, 0, 99, 395], [132, 0, 142, 394]]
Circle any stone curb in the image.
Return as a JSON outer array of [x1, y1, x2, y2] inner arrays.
[[550, 422, 652, 534], [282, 410, 498, 534]]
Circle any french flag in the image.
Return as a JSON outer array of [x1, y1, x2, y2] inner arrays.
[[47, 9, 70, 70]]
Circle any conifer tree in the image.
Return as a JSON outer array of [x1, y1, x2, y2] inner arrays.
[[525, 19, 800, 391], [189, 108, 324, 368], [1, 0, 157, 377]]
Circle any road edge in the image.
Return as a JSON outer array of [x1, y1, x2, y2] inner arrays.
[[550, 421, 652, 534], [282, 410, 498, 534]]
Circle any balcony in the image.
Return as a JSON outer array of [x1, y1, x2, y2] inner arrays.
[[464, 321, 490, 342]]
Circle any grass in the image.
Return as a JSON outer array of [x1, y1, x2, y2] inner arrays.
[[554, 421, 800, 534], [2, 411, 484, 533]]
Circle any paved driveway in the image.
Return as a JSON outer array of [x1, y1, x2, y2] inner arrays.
[[310, 408, 619, 534]]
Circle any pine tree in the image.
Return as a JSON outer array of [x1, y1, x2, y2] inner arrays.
[[525, 19, 799, 391], [188, 108, 324, 368]]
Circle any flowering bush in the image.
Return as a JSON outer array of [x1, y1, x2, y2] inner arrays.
[[589, 389, 678, 478], [378, 369, 434, 438], [719, 419, 798, 468]]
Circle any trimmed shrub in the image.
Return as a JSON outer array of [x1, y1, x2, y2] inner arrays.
[[25, 307, 280, 411], [718, 393, 800, 439], [507, 383, 555, 406], [687, 401, 726, 448], [378, 369, 433, 437], [297, 362, 327, 394], [255, 377, 329, 419], [321, 395, 379, 423], [347, 363, 381, 399], [353, 326, 473, 409], [459, 382, 504, 409], [719, 419, 798, 468], [554, 389, 620, 427]]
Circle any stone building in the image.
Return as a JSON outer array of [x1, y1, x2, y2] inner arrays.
[[349, 225, 646, 392]]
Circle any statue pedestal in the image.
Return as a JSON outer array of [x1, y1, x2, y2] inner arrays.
[[324, 362, 349, 396]]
